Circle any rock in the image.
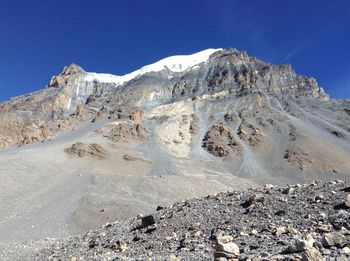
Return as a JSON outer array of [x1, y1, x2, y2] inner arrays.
[[129, 110, 143, 124], [169, 255, 181, 261], [141, 214, 159, 228], [217, 235, 233, 244], [64, 142, 109, 159], [282, 187, 294, 194], [301, 247, 323, 261], [61, 63, 86, 75], [215, 235, 240, 256], [321, 232, 345, 248], [251, 229, 258, 236], [74, 103, 85, 117], [286, 226, 299, 235], [146, 224, 157, 233], [156, 206, 164, 211], [117, 242, 128, 252], [241, 193, 264, 208], [88, 143, 109, 159], [341, 246, 350, 254], [64, 142, 86, 157], [202, 123, 241, 157], [123, 154, 138, 161], [275, 227, 286, 236], [108, 122, 147, 142], [345, 194, 350, 208], [215, 258, 228, 261], [318, 224, 332, 233], [284, 235, 315, 253]]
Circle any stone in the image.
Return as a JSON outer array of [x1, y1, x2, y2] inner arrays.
[[345, 194, 350, 208], [275, 227, 286, 236], [156, 206, 164, 211], [215, 235, 240, 255], [322, 232, 345, 248], [286, 226, 299, 235], [251, 229, 258, 236], [314, 194, 324, 202], [169, 255, 182, 261], [341, 246, 350, 254], [217, 235, 234, 244], [318, 224, 332, 233], [146, 224, 157, 233], [61, 63, 86, 75], [64, 142, 109, 159], [284, 235, 315, 253], [241, 193, 264, 208], [215, 258, 228, 261], [117, 242, 128, 252], [141, 214, 159, 228], [123, 154, 138, 161], [282, 187, 294, 194], [301, 247, 323, 261]]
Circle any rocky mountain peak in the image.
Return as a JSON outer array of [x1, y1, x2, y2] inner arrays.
[[46, 63, 86, 89], [61, 63, 86, 76]]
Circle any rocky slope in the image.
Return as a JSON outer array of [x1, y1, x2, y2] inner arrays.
[[0, 48, 350, 256], [7, 180, 350, 260]]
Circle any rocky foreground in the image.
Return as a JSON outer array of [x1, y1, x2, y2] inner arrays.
[[17, 180, 349, 260]]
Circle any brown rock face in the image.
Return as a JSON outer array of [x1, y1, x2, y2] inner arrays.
[[202, 123, 241, 157], [129, 110, 143, 124], [237, 120, 264, 147], [61, 64, 86, 76], [47, 64, 85, 88], [0, 115, 56, 148], [109, 122, 147, 142]]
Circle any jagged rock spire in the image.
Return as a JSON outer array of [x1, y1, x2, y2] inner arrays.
[[47, 63, 86, 88], [60, 63, 86, 76]]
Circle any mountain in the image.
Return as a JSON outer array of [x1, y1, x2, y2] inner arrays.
[[0, 48, 349, 257]]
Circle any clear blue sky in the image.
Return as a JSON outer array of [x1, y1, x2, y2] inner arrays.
[[1, 0, 349, 101]]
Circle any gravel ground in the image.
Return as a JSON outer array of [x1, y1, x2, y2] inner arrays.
[[10, 180, 350, 260]]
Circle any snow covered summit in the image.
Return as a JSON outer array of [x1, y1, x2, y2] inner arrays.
[[83, 48, 222, 86]]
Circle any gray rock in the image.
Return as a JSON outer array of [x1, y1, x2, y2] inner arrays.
[[141, 214, 159, 228], [322, 232, 345, 248]]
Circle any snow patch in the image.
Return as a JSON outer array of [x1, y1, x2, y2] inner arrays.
[[67, 98, 72, 110], [83, 48, 222, 86]]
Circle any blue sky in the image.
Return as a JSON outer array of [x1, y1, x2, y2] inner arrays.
[[1, 0, 349, 101]]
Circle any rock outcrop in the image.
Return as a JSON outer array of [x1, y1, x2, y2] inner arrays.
[[202, 123, 241, 157], [64, 142, 109, 159]]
